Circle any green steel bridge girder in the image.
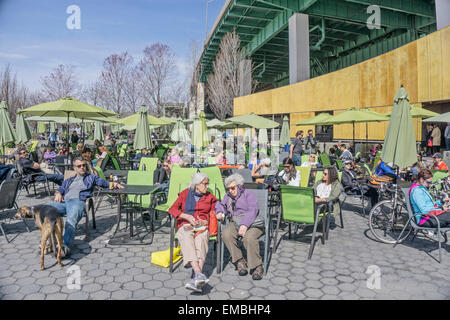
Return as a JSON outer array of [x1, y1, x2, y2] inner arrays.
[[199, 0, 437, 82]]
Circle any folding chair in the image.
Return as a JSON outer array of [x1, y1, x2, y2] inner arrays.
[[273, 185, 332, 259], [217, 189, 272, 275], [319, 153, 331, 168], [295, 166, 311, 187], [15, 161, 51, 197], [139, 157, 158, 172], [230, 168, 253, 184], [395, 188, 450, 263], [0, 179, 29, 242]]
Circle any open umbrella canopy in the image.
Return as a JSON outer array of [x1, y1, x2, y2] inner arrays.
[[26, 115, 120, 124], [207, 119, 227, 128], [423, 112, 450, 123], [15, 111, 32, 144], [133, 106, 153, 150], [18, 97, 117, 119], [94, 121, 104, 141], [295, 113, 333, 126], [225, 113, 279, 129], [0, 101, 17, 152], [381, 87, 417, 169], [385, 105, 439, 118], [170, 118, 191, 143], [279, 116, 290, 146], [118, 111, 171, 131]]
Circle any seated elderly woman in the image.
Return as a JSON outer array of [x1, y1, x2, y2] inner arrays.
[[313, 166, 341, 219], [251, 157, 273, 184], [215, 174, 265, 280], [168, 172, 217, 293]]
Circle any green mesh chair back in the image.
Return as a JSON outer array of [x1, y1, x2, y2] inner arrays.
[[199, 166, 226, 200], [315, 171, 323, 183], [156, 147, 168, 160], [126, 170, 155, 208], [336, 159, 343, 169], [295, 166, 311, 187], [110, 156, 121, 170], [320, 153, 331, 167], [280, 185, 315, 224], [139, 157, 158, 172], [301, 154, 310, 164], [118, 144, 128, 158], [432, 170, 449, 183], [154, 167, 197, 213], [355, 151, 361, 159], [93, 166, 106, 180], [364, 164, 372, 176], [338, 171, 342, 182]]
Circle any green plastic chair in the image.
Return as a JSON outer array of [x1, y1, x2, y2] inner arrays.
[[156, 147, 168, 160], [110, 156, 121, 170], [314, 170, 342, 183], [273, 185, 329, 259], [199, 166, 226, 200], [320, 153, 331, 167], [295, 166, 312, 188], [126, 170, 155, 208], [301, 154, 310, 164], [139, 157, 158, 172], [364, 164, 373, 176], [93, 166, 106, 180]]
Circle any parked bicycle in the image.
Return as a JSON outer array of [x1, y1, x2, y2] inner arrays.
[[368, 181, 411, 244]]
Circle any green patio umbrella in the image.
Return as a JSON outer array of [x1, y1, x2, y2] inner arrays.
[[94, 121, 104, 141], [118, 111, 171, 131], [225, 112, 279, 129], [37, 121, 46, 134], [133, 106, 153, 150], [15, 111, 32, 144], [295, 113, 333, 126], [258, 128, 268, 145], [170, 118, 191, 143], [385, 105, 439, 118], [279, 116, 290, 146], [0, 101, 17, 154], [50, 122, 56, 133], [323, 108, 389, 143], [206, 119, 226, 137], [423, 112, 450, 123], [381, 86, 417, 169], [192, 111, 210, 149]]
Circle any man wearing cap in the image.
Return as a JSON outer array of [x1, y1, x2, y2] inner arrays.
[[341, 160, 378, 206], [432, 153, 448, 171]]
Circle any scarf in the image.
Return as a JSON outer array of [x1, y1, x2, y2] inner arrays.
[[184, 189, 205, 216]]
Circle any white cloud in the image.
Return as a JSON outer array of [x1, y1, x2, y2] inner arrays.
[[0, 52, 29, 59]]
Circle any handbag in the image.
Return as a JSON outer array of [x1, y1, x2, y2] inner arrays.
[[427, 139, 433, 147], [151, 245, 182, 268], [228, 197, 264, 230]]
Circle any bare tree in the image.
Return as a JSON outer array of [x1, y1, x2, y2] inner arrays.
[[99, 52, 133, 114], [206, 30, 256, 120], [122, 66, 143, 114], [80, 80, 106, 107], [40, 64, 79, 100], [0, 64, 30, 122], [138, 43, 176, 116]]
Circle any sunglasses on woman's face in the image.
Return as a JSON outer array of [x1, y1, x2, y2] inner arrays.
[[323, 172, 328, 176], [75, 164, 86, 168], [227, 185, 237, 191]]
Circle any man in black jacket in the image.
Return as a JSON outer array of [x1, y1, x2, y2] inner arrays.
[[153, 159, 171, 192], [341, 160, 378, 206]]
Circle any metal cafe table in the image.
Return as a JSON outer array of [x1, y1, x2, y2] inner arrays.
[[99, 184, 159, 245], [104, 170, 129, 183]]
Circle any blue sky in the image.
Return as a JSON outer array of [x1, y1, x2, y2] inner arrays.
[[0, 0, 225, 91]]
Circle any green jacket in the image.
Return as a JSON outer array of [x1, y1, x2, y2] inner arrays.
[[313, 180, 341, 216]]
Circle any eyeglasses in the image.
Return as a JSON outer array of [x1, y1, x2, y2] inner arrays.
[[163, 164, 169, 167], [200, 182, 209, 186], [283, 165, 290, 169], [323, 172, 328, 176], [20, 151, 27, 155], [75, 164, 86, 168], [227, 185, 237, 191]]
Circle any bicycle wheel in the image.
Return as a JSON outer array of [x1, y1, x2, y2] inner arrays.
[[369, 199, 412, 244]]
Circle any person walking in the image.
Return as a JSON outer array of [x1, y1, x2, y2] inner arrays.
[[289, 130, 304, 166], [431, 124, 441, 154], [304, 130, 317, 155]]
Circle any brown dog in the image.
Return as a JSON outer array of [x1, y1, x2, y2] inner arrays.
[[15, 205, 64, 270]]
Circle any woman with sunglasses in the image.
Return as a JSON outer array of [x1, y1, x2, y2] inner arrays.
[[410, 169, 450, 228], [215, 174, 265, 280], [278, 158, 301, 187], [168, 172, 217, 293], [313, 166, 342, 218]]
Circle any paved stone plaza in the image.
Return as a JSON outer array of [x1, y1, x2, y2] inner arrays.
[[1, 188, 449, 300]]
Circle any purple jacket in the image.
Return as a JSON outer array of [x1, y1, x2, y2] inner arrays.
[[44, 151, 57, 164], [215, 185, 259, 228]]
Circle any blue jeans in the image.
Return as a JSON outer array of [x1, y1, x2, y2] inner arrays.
[[36, 174, 64, 186], [446, 138, 450, 151], [292, 154, 302, 166], [47, 199, 86, 247]]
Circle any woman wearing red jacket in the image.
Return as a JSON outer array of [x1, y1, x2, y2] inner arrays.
[[168, 172, 217, 293]]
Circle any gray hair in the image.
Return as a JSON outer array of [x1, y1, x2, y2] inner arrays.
[[224, 173, 245, 187], [189, 172, 209, 189], [261, 158, 271, 166]]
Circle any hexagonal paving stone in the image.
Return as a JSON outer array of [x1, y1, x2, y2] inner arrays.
[[90, 290, 111, 300], [102, 282, 122, 292], [114, 274, 134, 284], [155, 288, 175, 298], [143, 280, 163, 290], [40, 285, 60, 294], [111, 290, 132, 300], [46, 293, 68, 300], [303, 288, 323, 298], [95, 275, 114, 285], [23, 293, 46, 300], [304, 280, 323, 289], [123, 281, 143, 291]]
